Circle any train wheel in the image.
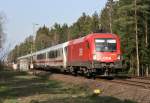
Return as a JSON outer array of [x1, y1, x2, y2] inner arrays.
[[69, 67, 77, 76], [74, 67, 78, 76], [80, 70, 84, 76], [92, 72, 96, 79], [70, 67, 74, 75], [84, 69, 92, 78], [86, 72, 90, 78]]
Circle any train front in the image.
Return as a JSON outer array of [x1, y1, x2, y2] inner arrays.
[[91, 33, 122, 75]]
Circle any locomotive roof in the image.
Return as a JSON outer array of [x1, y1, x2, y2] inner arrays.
[[69, 33, 118, 44], [88, 33, 118, 38]]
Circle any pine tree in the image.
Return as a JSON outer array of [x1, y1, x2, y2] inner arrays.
[[91, 12, 100, 32], [35, 26, 51, 50]]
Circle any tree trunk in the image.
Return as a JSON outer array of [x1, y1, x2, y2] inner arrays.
[[146, 65, 149, 77], [145, 18, 149, 77], [109, 0, 113, 33], [130, 55, 134, 75], [67, 29, 71, 41], [134, 0, 140, 76]]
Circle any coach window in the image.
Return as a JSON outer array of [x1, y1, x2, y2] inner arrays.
[[57, 50, 59, 57], [48, 51, 58, 58], [37, 53, 46, 60], [48, 51, 53, 58], [48, 52, 50, 58], [53, 50, 55, 58], [51, 51, 53, 58], [59, 49, 62, 56], [37, 54, 40, 60], [57, 50, 60, 57], [50, 51, 52, 58], [55, 50, 57, 58], [52, 51, 55, 58], [50, 51, 53, 58]]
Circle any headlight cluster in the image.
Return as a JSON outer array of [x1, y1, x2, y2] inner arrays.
[[117, 55, 121, 60], [93, 54, 97, 60]]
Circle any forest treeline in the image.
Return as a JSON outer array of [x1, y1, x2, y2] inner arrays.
[[0, 13, 5, 50], [0, 13, 5, 69], [8, 0, 150, 76]]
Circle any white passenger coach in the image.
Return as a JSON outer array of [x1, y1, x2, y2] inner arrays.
[[17, 42, 69, 71]]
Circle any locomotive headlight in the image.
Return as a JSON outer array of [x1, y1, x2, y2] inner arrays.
[[93, 54, 97, 60], [117, 55, 121, 60]]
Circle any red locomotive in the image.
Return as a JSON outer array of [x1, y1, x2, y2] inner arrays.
[[18, 33, 123, 77], [67, 33, 122, 76]]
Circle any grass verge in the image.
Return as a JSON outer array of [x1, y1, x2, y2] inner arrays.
[[0, 70, 136, 103]]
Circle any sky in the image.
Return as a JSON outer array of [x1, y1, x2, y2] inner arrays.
[[0, 0, 107, 49]]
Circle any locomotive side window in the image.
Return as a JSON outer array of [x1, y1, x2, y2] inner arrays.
[[86, 41, 90, 49], [95, 38, 116, 52]]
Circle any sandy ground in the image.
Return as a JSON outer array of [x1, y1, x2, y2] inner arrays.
[[50, 74, 150, 103]]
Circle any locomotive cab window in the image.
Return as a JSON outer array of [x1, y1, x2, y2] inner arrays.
[[95, 38, 116, 52]]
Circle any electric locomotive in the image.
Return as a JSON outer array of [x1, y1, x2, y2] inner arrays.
[[18, 33, 123, 77], [67, 33, 122, 76]]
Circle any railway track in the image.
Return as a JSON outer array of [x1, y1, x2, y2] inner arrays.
[[111, 79, 150, 89], [29, 69, 150, 89], [132, 76, 150, 80]]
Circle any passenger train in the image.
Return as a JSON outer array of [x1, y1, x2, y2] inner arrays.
[[18, 33, 123, 77]]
